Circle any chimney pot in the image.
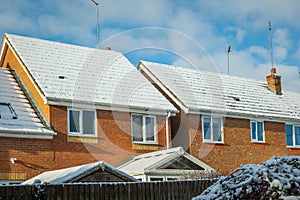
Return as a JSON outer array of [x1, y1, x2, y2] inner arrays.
[[105, 46, 111, 50], [271, 67, 276, 75]]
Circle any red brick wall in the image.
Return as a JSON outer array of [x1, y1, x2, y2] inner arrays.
[[0, 105, 169, 180], [175, 114, 300, 175]]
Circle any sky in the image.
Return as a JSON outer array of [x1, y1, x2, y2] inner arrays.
[[1, 0, 300, 93]]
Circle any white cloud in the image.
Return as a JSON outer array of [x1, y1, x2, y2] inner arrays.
[[0, 0, 299, 94], [273, 28, 291, 48], [230, 27, 246, 44]]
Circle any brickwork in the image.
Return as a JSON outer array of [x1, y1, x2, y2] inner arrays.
[[183, 115, 300, 175], [0, 105, 170, 180]]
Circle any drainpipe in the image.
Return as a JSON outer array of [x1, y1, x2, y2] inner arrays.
[[166, 111, 171, 149]]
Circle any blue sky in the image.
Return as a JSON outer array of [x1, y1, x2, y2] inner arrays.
[[1, 0, 300, 93]]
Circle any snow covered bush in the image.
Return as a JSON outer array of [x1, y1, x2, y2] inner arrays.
[[193, 156, 300, 200]]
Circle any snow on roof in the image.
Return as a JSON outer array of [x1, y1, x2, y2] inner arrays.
[[3, 34, 176, 113], [0, 67, 54, 137], [118, 147, 215, 175], [22, 161, 137, 184], [139, 61, 300, 121], [193, 156, 300, 199]]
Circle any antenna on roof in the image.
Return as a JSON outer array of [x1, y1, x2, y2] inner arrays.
[[269, 21, 274, 68], [227, 45, 231, 75], [90, 0, 100, 49]]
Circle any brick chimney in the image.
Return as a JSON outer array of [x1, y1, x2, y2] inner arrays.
[[266, 67, 282, 95]]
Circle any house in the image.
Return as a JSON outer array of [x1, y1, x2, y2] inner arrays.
[[0, 67, 55, 184], [0, 34, 177, 183], [138, 60, 300, 175], [22, 161, 138, 184], [118, 147, 215, 181]]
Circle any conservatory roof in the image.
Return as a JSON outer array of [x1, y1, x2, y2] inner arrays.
[[118, 147, 215, 176]]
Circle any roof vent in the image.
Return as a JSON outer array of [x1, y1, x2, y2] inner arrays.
[[58, 75, 65, 79], [266, 67, 282, 95], [229, 96, 240, 101]]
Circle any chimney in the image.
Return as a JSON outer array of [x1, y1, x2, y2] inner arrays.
[[105, 46, 111, 50], [266, 67, 282, 95]]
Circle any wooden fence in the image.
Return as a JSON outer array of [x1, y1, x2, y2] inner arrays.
[[0, 179, 216, 200]]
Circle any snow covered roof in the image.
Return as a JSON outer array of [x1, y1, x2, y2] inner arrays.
[[118, 147, 215, 176], [1, 34, 176, 114], [139, 61, 300, 122], [0, 67, 54, 138], [22, 161, 138, 184]]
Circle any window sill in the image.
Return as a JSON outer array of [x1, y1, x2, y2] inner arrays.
[[251, 141, 265, 144], [67, 135, 98, 144], [68, 133, 98, 138], [286, 146, 300, 149], [132, 143, 159, 151], [132, 141, 158, 145], [203, 141, 224, 145]]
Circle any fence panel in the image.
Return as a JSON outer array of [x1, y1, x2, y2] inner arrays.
[[0, 179, 216, 200]]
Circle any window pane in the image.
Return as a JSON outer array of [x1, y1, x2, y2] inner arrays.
[[257, 122, 263, 141], [212, 118, 222, 141], [145, 117, 155, 141], [203, 117, 211, 140], [251, 122, 256, 140], [82, 111, 95, 135], [69, 110, 80, 133], [295, 126, 300, 145], [286, 124, 293, 146], [132, 115, 143, 142]]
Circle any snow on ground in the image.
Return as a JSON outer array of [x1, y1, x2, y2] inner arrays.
[[193, 156, 300, 200]]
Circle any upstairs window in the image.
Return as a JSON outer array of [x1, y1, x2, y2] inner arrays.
[[251, 121, 264, 142], [202, 116, 223, 143], [286, 124, 300, 147], [132, 115, 156, 143], [68, 109, 96, 135]]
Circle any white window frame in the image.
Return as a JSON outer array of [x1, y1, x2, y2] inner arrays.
[[202, 116, 224, 143], [286, 123, 300, 148], [67, 108, 97, 136], [250, 121, 265, 143], [131, 114, 157, 144]]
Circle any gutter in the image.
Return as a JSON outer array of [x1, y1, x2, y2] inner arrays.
[[0, 127, 56, 139], [46, 98, 177, 116]]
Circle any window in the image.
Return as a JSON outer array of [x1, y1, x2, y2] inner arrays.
[[251, 121, 264, 142], [202, 116, 223, 143], [0, 102, 17, 119], [68, 109, 96, 135], [132, 115, 156, 143], [286, 124, 300, 147]]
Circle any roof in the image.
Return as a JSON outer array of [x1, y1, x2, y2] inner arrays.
[[118, 147, 215, 176], [0, 67, 54, 138], [22, 161, 138, 184], [139, 61, 300, 122], [1, 34, 176, 114]]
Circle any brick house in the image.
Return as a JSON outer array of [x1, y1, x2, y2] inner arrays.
[[138, 60, 300, 175], [0, 34, 177, 183]]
